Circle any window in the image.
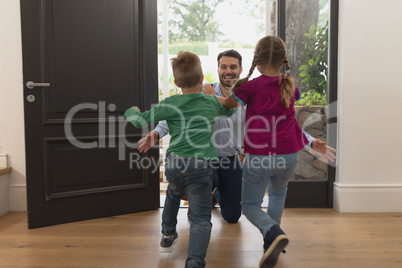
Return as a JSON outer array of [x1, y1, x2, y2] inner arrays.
[[157, 0, 277, 98]]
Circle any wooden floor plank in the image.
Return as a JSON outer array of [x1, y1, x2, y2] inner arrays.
[[0, 209, 402, 267]]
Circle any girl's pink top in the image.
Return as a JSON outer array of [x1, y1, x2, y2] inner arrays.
[[233, 75, 309, 155]]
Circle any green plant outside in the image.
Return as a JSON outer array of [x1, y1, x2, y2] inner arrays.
[[297, 90, 327, 106], [204, 72, 217, 83], [297, 21, 328, 106]]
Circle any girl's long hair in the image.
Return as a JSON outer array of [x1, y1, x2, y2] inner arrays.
[[231, 36, 295, 108]]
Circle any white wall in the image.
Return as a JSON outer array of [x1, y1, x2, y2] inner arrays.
[[335, 0, 402, 212], [0, 0, 27, 214], [1, 0, 402, 214]]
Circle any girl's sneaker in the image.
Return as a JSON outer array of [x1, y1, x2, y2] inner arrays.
[[159, 232, 178, 253], [259, 225, 289, 268]]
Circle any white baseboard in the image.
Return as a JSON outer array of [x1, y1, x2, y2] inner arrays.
[[7, 182, 402, 213], [334, 183, 402, 212], [0, 175, 9, 216], [9, 184, 27, 211]]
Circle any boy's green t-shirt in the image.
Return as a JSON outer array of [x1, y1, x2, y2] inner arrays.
[[125, 93, 236, 160]]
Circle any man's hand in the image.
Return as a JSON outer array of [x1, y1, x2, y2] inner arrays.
[[310, 139, 337, 163], [202, 84, 216, 95], [138, 131, 159, 153]]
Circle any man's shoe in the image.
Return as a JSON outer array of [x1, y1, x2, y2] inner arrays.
[[259, 225, 289, 268], [159, 232, 178, 253]]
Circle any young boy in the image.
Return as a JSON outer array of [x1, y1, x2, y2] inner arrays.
[[124, 51, 235, 268]]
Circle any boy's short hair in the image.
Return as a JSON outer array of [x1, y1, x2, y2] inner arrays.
[[171, 51, 203, 88]]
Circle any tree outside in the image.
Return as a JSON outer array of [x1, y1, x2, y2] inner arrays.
[[168, 0, 224, 42], [285, 0, 320, 88]]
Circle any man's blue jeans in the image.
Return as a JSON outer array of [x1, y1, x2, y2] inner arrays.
[[212, 155, 243, 223], [162, 154, 213, 268], [241, 153, 298, 238]]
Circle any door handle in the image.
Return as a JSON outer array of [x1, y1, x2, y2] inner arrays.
[[26, 81, 50, 89]]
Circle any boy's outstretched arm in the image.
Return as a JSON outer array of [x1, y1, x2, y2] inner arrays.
[[124, 106, 145, 128], [125, 105, 164, 128], [131, 106, 140, 112]]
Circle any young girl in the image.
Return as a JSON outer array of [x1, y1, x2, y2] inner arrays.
[[218, 35, 309, 268]]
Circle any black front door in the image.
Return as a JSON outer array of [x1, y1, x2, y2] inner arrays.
[[20, 0, 159, 228]]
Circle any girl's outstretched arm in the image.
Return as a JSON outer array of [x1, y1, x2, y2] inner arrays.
[[216, 95, 239, 109]]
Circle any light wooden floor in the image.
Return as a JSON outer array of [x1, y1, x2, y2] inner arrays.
[[1, 208, 402, 268]]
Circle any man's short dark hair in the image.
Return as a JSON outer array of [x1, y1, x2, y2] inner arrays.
[[217, 49, 242, 67]]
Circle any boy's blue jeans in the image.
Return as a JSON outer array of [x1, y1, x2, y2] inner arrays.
[[162, 154, 213, 268], [241, 153, 298, 238]]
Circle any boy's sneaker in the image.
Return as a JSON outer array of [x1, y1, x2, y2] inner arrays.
[[259, 225, 289, 268], [159, 232, 178, 253]]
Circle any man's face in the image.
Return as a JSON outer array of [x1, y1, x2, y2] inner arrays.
[[218, 56, 243, 88]]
